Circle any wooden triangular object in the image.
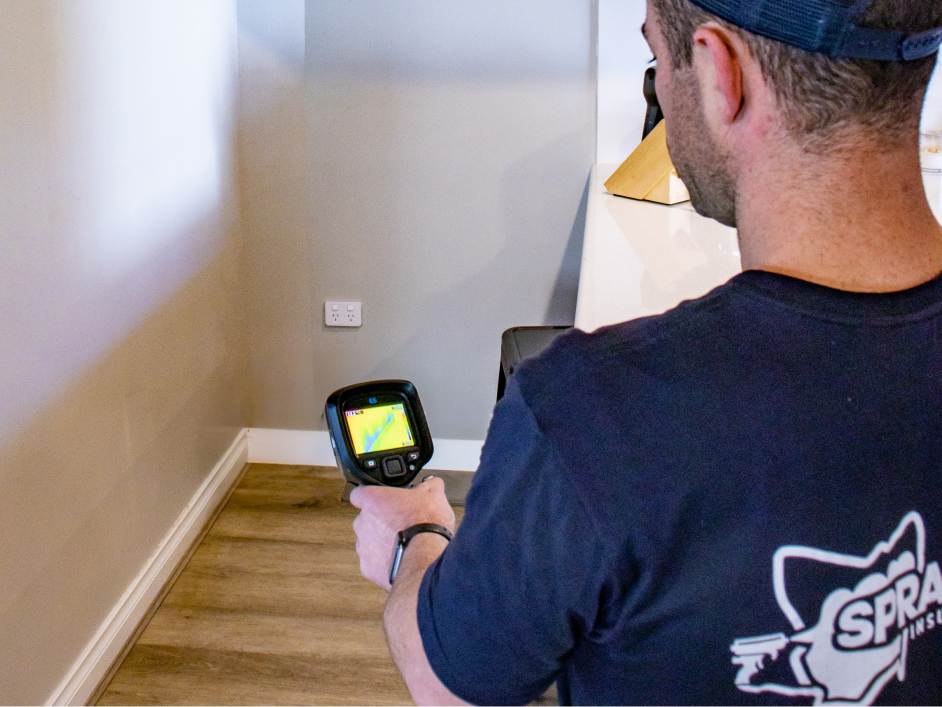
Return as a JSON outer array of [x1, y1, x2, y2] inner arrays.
[[604, 121, 690, 205]]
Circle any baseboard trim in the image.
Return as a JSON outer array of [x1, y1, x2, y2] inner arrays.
[[47, 429, 250, 706], [247, 428, 482, 472]]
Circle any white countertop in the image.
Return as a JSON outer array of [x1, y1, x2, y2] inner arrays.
[[574, 165, 942, 333], [574, 163, 742, 332]]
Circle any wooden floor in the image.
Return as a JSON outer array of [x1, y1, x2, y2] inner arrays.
[[98, 464, 558, 706], [97, 464, 438, 706]]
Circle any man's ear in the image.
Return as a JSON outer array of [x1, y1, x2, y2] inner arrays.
[[691, 25, 745, 128]]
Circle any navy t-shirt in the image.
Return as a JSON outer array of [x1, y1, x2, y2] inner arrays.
[[417, 270, 942, 705]]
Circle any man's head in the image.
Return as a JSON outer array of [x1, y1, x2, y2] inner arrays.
[[644, 0, 942, 225], [654, 0, 941, 149]]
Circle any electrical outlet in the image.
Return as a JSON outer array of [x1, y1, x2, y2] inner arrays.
[[325, 301, 362, 327]]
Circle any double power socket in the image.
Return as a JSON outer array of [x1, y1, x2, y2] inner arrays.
[[325, 301, 362, 327]]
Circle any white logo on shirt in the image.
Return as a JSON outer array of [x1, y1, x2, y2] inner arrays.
[[730, 511, 942, 704]]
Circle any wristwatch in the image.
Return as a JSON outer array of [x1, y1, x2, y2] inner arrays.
[[389, 523, 453, 585]]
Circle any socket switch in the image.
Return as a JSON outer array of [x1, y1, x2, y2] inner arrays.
[[325, 301, 362, 327]]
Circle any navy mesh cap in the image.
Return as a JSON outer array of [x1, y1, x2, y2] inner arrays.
[[687, 0, 942, 60]]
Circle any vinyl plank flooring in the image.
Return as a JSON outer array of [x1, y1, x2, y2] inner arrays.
[[97, 465, 414, 706], [99, 644, 409, 706], [96, 464, 559, 707], [136, 607, 394, 661]]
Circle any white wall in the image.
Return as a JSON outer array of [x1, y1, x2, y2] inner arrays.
[[0, 2, 246, 703], [598, 0, 649, 162], [303, 0, 597, 441], [236, 0, 318, 432], [239, 0, 598, 441]]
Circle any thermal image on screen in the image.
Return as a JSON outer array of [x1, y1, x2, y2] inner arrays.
[[345, 403, 414, 455]]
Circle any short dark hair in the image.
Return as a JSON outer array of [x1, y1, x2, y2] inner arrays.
[[651, 0, 942, 152]]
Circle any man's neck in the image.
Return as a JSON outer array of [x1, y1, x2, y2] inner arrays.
[[734, 138, 942, 293]]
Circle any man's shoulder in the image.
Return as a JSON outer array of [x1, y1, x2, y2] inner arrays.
[[514, 279, 742, 402], [514, 266, 942, 410]]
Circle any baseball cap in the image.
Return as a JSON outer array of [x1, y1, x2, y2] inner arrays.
[[686, 0, 942, 61]]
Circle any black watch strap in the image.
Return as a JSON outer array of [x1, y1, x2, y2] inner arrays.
[[389, 523, 453, 585]]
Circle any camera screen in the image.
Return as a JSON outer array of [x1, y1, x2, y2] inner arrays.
[[344, 403, 415, 455]]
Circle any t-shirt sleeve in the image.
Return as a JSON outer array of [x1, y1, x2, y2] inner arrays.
[[417, 378, 610, 705]]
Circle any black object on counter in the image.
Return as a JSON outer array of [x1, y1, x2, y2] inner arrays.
[[642, 66, 664, 141]]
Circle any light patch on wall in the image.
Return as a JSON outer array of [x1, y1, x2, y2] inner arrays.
[[597, 0, 650, 164], [237, 0, 305, 127], [238, 0, 304, 70], [63, 0, 230, 279], [0, 0, 237, 451]]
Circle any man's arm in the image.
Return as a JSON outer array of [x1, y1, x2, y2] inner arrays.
[[384, 533, 467, 706], [350, 391, 586, 705], [349, 479, 468, 706]]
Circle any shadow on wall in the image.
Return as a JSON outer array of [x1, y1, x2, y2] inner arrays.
[[356, 136, 592, 441], [0, 206, 233, 449], [542, 162, 590, 326], [0, 240, 247, 705], [235, 3, 319, 430]]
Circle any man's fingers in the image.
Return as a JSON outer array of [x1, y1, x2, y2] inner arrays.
[[349, 483, 388, 509], [419, 476, 446, 495], [352, 511, 366, 536], [351, 478, 446, 510], [348, 483, 367, 508]]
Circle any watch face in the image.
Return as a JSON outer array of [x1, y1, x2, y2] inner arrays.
[[390, 534, 408, 585], [344, 402, 415, 455]]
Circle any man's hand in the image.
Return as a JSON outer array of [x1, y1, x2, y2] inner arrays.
[[349, 476, 455, 591], [350, 477, 467, 705]]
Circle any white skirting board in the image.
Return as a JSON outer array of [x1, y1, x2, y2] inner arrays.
[[247, 428, 483, 472], [46, 429, 250, 706]]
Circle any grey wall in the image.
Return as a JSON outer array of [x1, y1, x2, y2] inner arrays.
[[237, 0, 318, 432], [0, 1, 247, 702], [243, 0, 597, 441]]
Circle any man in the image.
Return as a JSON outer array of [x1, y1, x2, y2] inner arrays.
[[352, 0, 942, 703]]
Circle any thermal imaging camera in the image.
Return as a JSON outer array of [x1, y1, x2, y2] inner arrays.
[[325, 380, 433, 488]]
